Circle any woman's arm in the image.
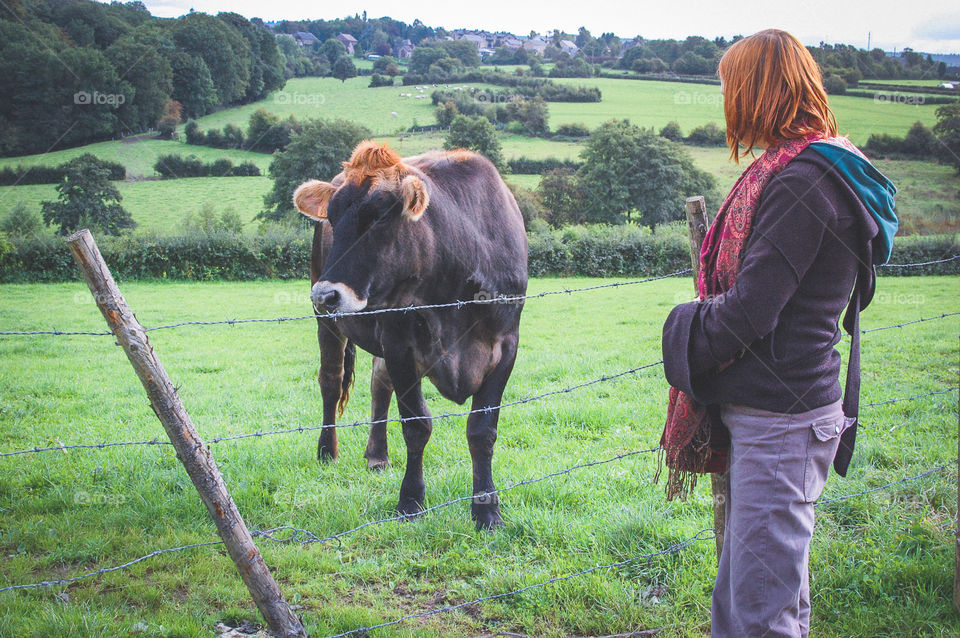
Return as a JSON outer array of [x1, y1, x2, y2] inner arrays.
[[663, 168, 841, 394]]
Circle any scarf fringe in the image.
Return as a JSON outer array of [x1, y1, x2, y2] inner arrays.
[[654, 422, 716, 501]]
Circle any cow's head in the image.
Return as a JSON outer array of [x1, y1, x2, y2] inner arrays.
[[293, 140, 431, 314]]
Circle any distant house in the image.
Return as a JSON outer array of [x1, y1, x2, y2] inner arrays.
[[559, 40, 579, 56], [522, 36, 548, 55], [395, 39, 414, 59], [619, 37, 644, 58], [939, 82, 956, 89], [293, 31, 318, 47], [459, 33, 485, 51], [337, 33, 358, 54], [500, 35, 523, 50]]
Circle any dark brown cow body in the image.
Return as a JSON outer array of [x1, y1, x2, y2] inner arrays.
[[295, 142, 527, 529]]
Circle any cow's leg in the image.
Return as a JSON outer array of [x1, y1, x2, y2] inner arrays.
[[467, 334, 519, 531], [317, 321, 347, 462], [364, 356, 393, 471], [382, 351, 432, 518]]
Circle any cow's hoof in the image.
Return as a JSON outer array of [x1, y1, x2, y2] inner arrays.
[[317, 444, 337, 463], [366, 457, 389, 471], [396, 498, 425, 520], [472, 505, 504, 531]]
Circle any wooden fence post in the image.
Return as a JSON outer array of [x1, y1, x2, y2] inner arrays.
[[684, 196, 727, 562], [66, 229, 307, 638], [954, 336, 959, 612]]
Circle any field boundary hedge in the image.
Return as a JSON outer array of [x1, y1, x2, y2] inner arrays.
[[1, 228, 956, 283]]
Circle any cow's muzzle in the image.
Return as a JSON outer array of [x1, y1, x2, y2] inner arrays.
[[311, 281, 368, 314]]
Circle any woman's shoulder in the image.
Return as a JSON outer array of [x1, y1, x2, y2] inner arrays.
[[761, 147, 861, 222]]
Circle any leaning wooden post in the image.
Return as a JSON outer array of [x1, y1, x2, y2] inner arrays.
[[66, 229, 307, 638], [954, 336, 959, 612], [684, 196, 727, 562]]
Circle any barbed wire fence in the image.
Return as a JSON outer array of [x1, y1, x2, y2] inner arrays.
[[0, 254, 956, 636]]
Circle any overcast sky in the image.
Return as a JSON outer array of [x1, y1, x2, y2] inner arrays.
[[136, 0, 960, 54]]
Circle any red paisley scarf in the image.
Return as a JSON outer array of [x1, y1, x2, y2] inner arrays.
[[659, 131, 830, 500]]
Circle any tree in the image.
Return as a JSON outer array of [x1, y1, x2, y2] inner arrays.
[[41, 154, 135, 235], [261, 118, 370, 221], [537, 168, 587, 226], [444, 115, 504, 171], [933, 100, 960, 175], [373, 55, 400, 76], [156, 99, 182, 139], [505, 97, 549, 136], [246, 108, 294, 153], [332, 55, 357, 82], [319, 38, 346, 65], [575, 119, 716, 229], [170, 50, 218, 117], [171, 12, 252, 104]]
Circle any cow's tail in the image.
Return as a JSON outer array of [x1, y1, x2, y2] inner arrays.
[[338, 339, 356, 417]]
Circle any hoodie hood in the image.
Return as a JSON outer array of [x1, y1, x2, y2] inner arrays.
[[808, 140, 898, 264]]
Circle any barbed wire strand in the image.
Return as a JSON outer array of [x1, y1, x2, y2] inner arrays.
[[316, 528, 717, 638], [0, 270, 692, 337], [4, 371, 952, 460], [816, 461, 956, 506], [2, 257, 957, 338], [0, 361, 665, 458], [878, 254, 960, 268], [859, 312, 960, 334], [861, 388, 955, 407]]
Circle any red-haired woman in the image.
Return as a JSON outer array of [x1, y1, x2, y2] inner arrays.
[[659, 29, 898, 637]]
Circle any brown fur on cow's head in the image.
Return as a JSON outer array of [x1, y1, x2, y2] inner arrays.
[[293, 140, 429, 221]]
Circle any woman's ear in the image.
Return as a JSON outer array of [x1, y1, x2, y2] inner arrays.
[[400, 174, 429, 221], [293, 180, 338, 220]]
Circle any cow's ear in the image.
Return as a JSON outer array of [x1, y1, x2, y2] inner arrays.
[[401, 175, 429, 221], [293, 180, 337, 220]]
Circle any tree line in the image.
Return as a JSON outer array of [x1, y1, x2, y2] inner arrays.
[[0, 0, 285, 157]]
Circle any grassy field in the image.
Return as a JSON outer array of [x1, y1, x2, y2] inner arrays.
[[548, 78, 940, 144], [2, 145, 957, 235], [0, 138, 272, 180], [0, 277, 957, 637], [0, 177, 272, 234]]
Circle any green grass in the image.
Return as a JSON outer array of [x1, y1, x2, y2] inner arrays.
[[0, 277, 957, 636], [0, 137, 272, 179], [192, 76, 440, 137], [862, 78, 956, 87], [0, 177, 272, 234], [547, 78, 940, 144]]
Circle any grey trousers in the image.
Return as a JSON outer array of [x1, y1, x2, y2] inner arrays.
[[711, 400, 848, 638]]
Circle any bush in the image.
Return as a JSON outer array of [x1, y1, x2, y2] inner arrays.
[[507, 157, 582, 174], [153, 155, 261, 178], [865, 121, 938, 159], [685, 122, 727, 146], [824, 75, 847, 95], [553, 123, 591, 138], [506, 182, 546, 229], [368, 73, 395, 88], [0, 159, 125, 186], [0, 202, 45, 238], [659, 121, 684, 141]]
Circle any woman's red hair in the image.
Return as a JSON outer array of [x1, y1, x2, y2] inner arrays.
[[718, 29, 837, 162]]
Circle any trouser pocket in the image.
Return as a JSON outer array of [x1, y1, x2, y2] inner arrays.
[[802, 415, 847, 503]]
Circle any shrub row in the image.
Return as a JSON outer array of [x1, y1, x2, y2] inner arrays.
[[403, 70, 601, 102], [508, 157, 583, 174], [3, 228, 955, 283], [153, 154, 261, 179], [0, 158, 126, 185], [844, 90, 956, 105]]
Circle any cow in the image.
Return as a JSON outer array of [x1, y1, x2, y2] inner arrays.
[[293, 141, 528, 530]]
